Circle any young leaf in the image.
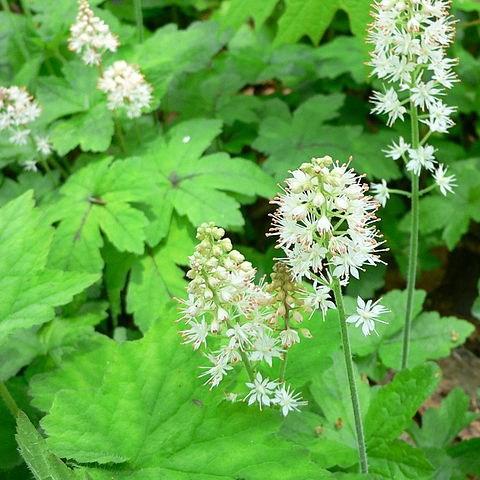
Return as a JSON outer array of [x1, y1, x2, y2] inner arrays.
[[30, 308, 332, 478], [138, 118, 276, 232], [46, 157, 152, 273], [15, 411, 77, 480]]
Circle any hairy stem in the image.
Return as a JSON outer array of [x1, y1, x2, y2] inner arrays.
[[331, 277, 368, 474], [402, 103, 420, 370], [0, 382, 20, 417], [133, 0, 144, 43]]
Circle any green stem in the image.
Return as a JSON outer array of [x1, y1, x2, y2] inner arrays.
[[1, 0, 30, 60], [0, 382, 20, 417], [279, 304, 290, 383], [224, 319, 255, 382], [133, 0, 144, 43], [401, 103, 420, 370], [331, 277, 368, 474], [114, 115, 127, 153], [387, 188, 411, 198], [418, 183, 437, 196]]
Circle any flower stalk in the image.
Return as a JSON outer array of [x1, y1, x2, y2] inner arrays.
[[402, 104, 421, 369], [331, 277, 368, 474]]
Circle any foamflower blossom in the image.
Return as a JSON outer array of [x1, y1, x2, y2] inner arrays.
[[179, 223, 308, 416], [68, 0, 119, 66], [273, 384, 308, 417], [270, 155, 384, 288], [98, 61, 153, 118], [0, 86, 41, 141], [383, 136, 410, 161], [244, 372, 278, 410], [369, 0, 458, 184], [433, 164, 456, 196], [371, 179, 390, 207], [347, 297, 389, 336]]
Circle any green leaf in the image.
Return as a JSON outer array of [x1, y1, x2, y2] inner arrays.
[[129, 21, 226, 101], [0, 192, 98, 378], [315, 36, 368, 83], [365, 363, 440, 445], [50, 103, 114, 155], [16, 411, 77, 480], [127, 216, 195, 331], [379, 312, 474, 370], [36, 62, 100, 124], [46, 157, 152, 273], [368, 440, 434, 479], [409, 388, 478, 449], [403, 158, 480, 250], [214, 0, 278, 29], [275, 0, 371, 47], [138, 118, 276, 230], [30, 309, 332, 478]]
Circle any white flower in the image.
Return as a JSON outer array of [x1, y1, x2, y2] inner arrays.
[[250, 334, 283, 367], [181, 319, 208, 350], [383, 136, 410, 160], [244, 372, 278, 409], [9, 129, 30, 145], [370, 88, 407, 126], [273, 384, 307, 416], [226, 323, 252, 350], [270, 156, 384, 285], [370, 179, 390, 207], [346, 296, 389, 336], [406, 144, 436, 175], [433, 164, 456, 196], [68, 0, 119, 66], [22, 160, 38, 172], [420, 99, 456, 133], [182, 135, 191, 144], [279, 329, 300, 348], [0, 86, 41, 141], [410, 80, 443, 109], [199, 354, 233, 388], [302, 284, 335, 317], [98, 61, 153, 118], [35, 135, 52, 156]]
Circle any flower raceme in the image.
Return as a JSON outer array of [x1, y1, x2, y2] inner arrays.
[[0, 86, 52, 171], [269, 155, 387, 335], [368, 0, 458, 200], [98, 61, 153, 118], [69, 0, 119, 66], [179, 223, 308, 416]]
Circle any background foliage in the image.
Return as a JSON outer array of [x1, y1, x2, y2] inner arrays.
[[0, 0, 479, 478]]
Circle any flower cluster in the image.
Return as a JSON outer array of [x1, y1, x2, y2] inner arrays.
[[98, 61, 153, 118], [269, 155, 388, 334], [369, 0, 457, 196], [0, 86, 52, 171], [68, 0, 119, 66], [179, 223, 307, 416]]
